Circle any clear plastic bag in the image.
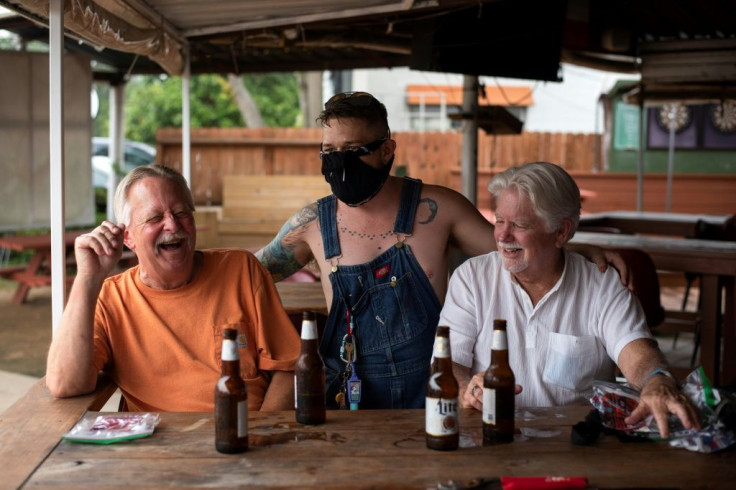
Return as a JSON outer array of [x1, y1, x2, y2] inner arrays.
[[62, 412, 161, 444], [590, 367, 736, 453]]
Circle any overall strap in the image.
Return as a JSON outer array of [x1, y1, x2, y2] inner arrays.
[[393, 177, 423, 235], [317, 194, 341, 260]]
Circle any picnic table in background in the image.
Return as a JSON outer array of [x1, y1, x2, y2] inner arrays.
[[571, 231, 736, 387], [579, 211, 735, 237], [0, 230, 138, 304], [0, 230, 86, 304]]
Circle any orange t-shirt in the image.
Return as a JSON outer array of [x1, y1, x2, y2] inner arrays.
[[93, 249, 299, 412]]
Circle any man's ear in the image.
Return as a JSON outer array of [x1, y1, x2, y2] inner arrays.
[[555, 219, 573, 248], [382, 138, 397, 164], [122, 226, 135, 251]]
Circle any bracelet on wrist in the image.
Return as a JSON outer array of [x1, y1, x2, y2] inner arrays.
[[640, 367, 676, 389]]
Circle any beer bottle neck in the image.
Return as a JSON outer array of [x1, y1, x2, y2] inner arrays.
[[221, 338, 240, 374], [433, 334, 451, 359], [490, 329, 509, 365], [301, 320, 318, 340]]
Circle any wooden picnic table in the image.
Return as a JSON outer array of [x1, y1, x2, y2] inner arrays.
[[3, 377, 734, 489], [579, 211, 735, 237], [275, 281, 328, 316], [0, 230, 86, 304], [571, 231, 736, 387]]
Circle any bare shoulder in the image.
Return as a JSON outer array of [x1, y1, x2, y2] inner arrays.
[[283, 202, 320, 238], [416, 182, 481, 225], [420, 182, 474, 203]]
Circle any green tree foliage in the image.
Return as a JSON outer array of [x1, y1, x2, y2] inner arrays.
[[92, 82, 110, 137], [242, 73, 300, 127], [92, 73, 299, 143]]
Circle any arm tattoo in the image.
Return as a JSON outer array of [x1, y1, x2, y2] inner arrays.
[[257, 205, 317, 282], [417, 197, 438, 225]]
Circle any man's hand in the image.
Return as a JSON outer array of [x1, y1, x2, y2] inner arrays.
[[601, 248, 633, 290], [570, 244, 632, 290], [624, 376, 701, 438], [461, 372, 522, 412], [461, 372, 486, 411], [74, 221, 125, 280]]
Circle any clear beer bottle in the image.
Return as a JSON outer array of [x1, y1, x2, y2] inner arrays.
[[215, 328, 248, 453], [295, 311, 326, 425], [426, 325, 459, 450], [482, 319, 515, 444]]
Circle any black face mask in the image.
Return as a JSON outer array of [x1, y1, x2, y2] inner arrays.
[[321, 151, 394, 206]]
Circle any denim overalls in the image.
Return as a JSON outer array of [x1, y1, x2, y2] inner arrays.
[[317, 177, 442, 409]]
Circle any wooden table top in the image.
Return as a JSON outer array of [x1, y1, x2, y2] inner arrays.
[[21, 405, 736, 489], [571, 231, 736, 275], [3, 378, 735, 489], [581, 210, 734, 225], [579, 211, 735, 237], [275, 281, 328, 315]]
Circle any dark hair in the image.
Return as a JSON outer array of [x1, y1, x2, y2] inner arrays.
[[317, 92, 390, 137]]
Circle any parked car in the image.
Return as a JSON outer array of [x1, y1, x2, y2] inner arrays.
[[92, 137, 156, 189], [92, 137, 156, 212]]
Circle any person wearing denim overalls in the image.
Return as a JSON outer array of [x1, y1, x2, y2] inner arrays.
[[254, 91, 631, 411], [317, 177, 441, 409]]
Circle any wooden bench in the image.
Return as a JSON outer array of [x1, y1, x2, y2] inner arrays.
[[0, 264, 27, 279], [218, 175, 331, 249]]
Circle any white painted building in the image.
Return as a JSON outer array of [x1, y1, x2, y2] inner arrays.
[[327, 63, 639, 134]]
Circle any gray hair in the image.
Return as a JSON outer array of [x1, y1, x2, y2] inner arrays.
[[113, 164, 195, 226], [488, 162, 580, 240]]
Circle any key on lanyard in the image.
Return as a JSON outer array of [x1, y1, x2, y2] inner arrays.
[[336, 365, 350, 410], [340, 334, 357, 363], [339, 312, 357, 363]]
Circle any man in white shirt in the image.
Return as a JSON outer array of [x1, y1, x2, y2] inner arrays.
[[440, 162, 699, 438]]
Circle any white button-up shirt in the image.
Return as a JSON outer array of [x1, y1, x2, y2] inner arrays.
[[439, 250, 653, 407]]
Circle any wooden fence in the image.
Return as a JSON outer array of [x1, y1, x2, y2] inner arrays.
[[156, 127, 734, 216], [156, 128, 601, 205], [449, 168, 736, 215]]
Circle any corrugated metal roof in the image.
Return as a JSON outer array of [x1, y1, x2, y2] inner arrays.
[[1, 0, 735, 89]]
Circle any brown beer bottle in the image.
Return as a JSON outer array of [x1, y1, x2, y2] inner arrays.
[[425, 325, 459, 450], [295, 311, 326, 425], [215, 328, 248, 453], [482, 319, 515, 444]]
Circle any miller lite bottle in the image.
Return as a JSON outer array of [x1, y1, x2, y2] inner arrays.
[[425, 325, 459, 450]]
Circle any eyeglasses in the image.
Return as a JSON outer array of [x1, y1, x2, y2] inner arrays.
[[319, 137, 388, 159], [324, 91, 377, 109]]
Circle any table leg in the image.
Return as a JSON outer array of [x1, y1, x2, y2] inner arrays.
[[11, 252, 45, 304], [698, 275, 721, 386]]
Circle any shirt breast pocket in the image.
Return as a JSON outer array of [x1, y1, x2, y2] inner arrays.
[[542, 332, 598, 392], [213, 322, 257, 382]]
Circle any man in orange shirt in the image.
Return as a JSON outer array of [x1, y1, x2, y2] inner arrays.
[[46, 165, 299, 412]]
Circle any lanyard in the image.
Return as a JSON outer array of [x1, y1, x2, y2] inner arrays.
[[338, 309, 361, 409]]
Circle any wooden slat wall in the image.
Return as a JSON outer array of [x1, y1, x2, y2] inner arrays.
[[217, 175, 330, 246], [156, 128, 601, 203], [450, 168, 736, 215], [157, 128, 733, 216], [157, 128, 322, 205], [571, 172, 736, 215]]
